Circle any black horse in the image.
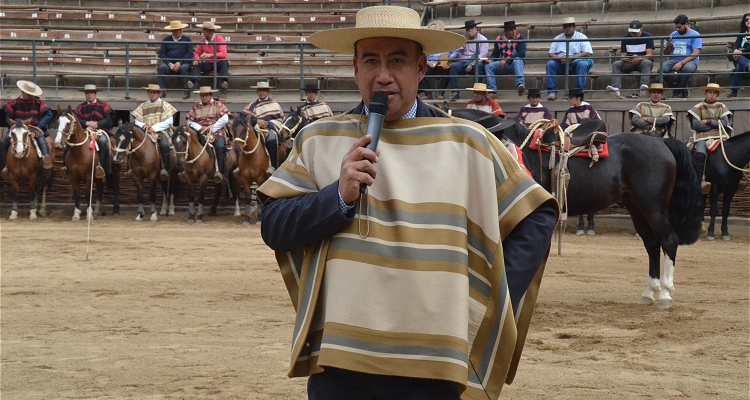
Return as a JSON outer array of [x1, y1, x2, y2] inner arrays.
[[452, 108, 703, 309], [280, 106, 310, 139], [704, 130, 750, 241]]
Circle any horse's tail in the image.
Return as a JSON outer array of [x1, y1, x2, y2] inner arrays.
[[663, 137, 702, 245]]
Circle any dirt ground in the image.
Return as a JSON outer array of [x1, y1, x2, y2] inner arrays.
[[1, 211, 748, 399]]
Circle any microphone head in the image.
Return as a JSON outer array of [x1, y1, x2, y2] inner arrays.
[[368, 92, 390, 116]]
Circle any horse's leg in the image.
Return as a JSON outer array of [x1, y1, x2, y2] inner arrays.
[[28, 177, 37, 220], [149, 180, 158, 221], [196, 181, 206, 223], [168, 171, 178, 216], [209, 181, 221, 216], [113, 164, 121, 216], [586, 214, 595, 235], [706, 189, 718, 240], [187, 184, 195, 223], [71, 179, 81, 221], [95, 178, 103, 216], [85, 176, 94, 221], [576, 215, 585, 235], [160, 180, 169, 215], [9, 180, 19, 220], [720, 187, 738, 241], [39, 177, 48, 217], [242, 180, 252, 225], [135, 179, 145, 221]]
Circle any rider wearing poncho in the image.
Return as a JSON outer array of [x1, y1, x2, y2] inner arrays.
[[516, 88, 553, 128], [244, 81, 285, 173], [186, 86, 230, 183], [687, 83, 733, 194], [629, 83, 675, 137], [131, 84, 178, 181], [561, 88, 601, 130], [297, 84, 333, 122], [73, 84, 116, 179]]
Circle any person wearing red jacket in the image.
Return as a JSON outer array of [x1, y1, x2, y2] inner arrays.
[[189, 21, 229, 96], [464, 82, 505, 118]]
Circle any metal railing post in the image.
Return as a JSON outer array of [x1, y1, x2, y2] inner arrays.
[[299, 43, 305, 99], [32, 40, 37, 84], [213, 42, 218, 90], [564, 40, 570, 97], [125, 43, 131, 99], [658, 38, 664, 84]]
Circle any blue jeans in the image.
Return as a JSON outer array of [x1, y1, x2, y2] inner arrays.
[[485, 59, 525, 91], [545, 59, 593, 94], [308, 367, 461, 400], [449, 60, 486, 91], [730, 56, 750, 90], [661, 59, 698, 89]]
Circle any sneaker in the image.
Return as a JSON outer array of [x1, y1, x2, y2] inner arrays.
[[183, 90, 191, 100], [640, 84, 649, 97], [437, 93, 445, 100], [0, 166, 8, 180], [448, 92, 460, 101], [95, 165, 106, 180], [547, 93, 557, 101], [187, 81, 195, 89], [220, 81, 228, 90], [517, 83, 526, 96], [606, 85, 621, 97], [727, 90, 738, 98]]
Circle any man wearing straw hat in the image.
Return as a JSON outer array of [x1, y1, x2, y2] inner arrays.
[[189, 21, 229, 96], [687, 83, 733, 194], [256, 6, 557, 399], [70, 84, 116, 179], [628, 83, 675, 137], [131, 84, 179, 181], [186, 86, 230, 184], [297, 84, 333, 122], [545, 17, 593, 101], [158, 20, 193, 100], [243, 81, 285, 173], [0, 80, 54, 179], [464, 82, 505, 117]]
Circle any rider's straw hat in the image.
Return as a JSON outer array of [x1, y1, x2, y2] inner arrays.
[[143, 84, 162, 92], [193, 86, 218, 94], [251, 81, 274, 89], [466, 83, 493, 92], [309, 6, 466, 55], [17, 80, 43, 97], [648, 83, 665, 91], [699, 83, 727, 93], [197, 21, 221, 30], [78, 84, 103, 92]]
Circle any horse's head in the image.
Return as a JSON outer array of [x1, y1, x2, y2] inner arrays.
[[231, 112, 252, 151], [172, 126, 189, 169], [281, 107, 306, 139], [55, 109, 83, 147], [9, 119, 31, 159], [112, 122, 132, 164]]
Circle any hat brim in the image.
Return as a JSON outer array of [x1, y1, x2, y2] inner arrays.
[[165, 24, 189, 30], [628, 28, 641, 33], [310, 27, 466, 55], [466, 87, 492, 92], [197, 24, 221, 30], [251, 85, 274, 89], [699, 86, 727, 93], [17, 80, 43, 97], [78, 88, 103, 92], [193, 89, 219, 94]]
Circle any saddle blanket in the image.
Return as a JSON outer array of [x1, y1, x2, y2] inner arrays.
[[527, 129, 609, 158]]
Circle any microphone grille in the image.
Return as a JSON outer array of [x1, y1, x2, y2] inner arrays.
[[368, 92, 390, 116]]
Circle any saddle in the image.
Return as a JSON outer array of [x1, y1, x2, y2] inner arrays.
[[529, 119, 609, 165]]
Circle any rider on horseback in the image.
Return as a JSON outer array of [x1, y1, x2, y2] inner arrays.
[[70, 84, 116, 180], [561, 88, 601, 130], [132, 84, 178, 181], [629, 83, 675, 137], [687, 83, 733, 195], [296, 84, 333, 122], [516, 88, 553, 128], [244, 81, 284, 174], [0, 81, 53, 179], [186, 86, 230, 184]]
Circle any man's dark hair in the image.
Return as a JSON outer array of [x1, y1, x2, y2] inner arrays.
[[674, 14, 689, 25]]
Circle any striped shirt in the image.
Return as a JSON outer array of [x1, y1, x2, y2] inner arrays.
[[516, 104, 553, 128], [465, 97, 505, 118], [3, 97, 52, 129], [298, 101, 333, 122], [561, 102, 600, 129]]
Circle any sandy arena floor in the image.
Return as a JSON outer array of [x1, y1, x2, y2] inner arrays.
[[1, 211, 748, 399]]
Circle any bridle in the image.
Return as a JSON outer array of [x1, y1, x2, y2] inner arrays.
[[175, 127, 212, 164], [232, 117, 262, 155], [115, 125, 151, 156], [10, 124, 32, 158], [281, 113, 302, 137], [60, 113, 93, 147]]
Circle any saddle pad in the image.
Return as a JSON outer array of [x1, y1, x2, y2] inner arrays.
[[528, 129, 609, 158], [707, 139, 721, 153]]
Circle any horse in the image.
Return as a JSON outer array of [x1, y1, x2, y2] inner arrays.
[[113, 123, 165, 221], [231, 112, 271, 225], [5, 118, 56, 220], [55, 106, 104, 221], [704, 130, 750, 241], [455, 108, 703, 309], [172, 126, 230, 223], [280, 106, 310, 139]]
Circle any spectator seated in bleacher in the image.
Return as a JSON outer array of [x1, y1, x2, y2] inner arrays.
[[545, 17, 594, 101], [70, 84, 116, 180], [561, 88, 601, 130], [464, 83, 505, 118], [297, 84, 333, 122], [484, 20, 527, 96], [189, 22, 229, 96], [516, 88, 553, 128], [418, 20, 458, 101], [662, 14, 701, 99], [629, 83, 675, 137], [728, 13, 750, 98], [606, 20, 654, 99], [448, 20, 488, 101], [158, 21, 194, 100], [244, 81, 284, 174]]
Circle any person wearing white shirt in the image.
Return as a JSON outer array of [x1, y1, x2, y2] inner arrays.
[[545, 17, 594, 101]]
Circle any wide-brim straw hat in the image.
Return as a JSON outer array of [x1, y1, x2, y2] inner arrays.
[[309, 6, 466, 55], [251, 81, 273, 89], [193, 86, 218, 94], [143, 84, 162, 92], [426, 20, 445, 31], [17, 80, 43, 97], [648, 83, 665, 91], [466, 83, 492, 92], [562, 17, 576, 25], [165, 20, 189, 30], [699, 83, 727, 93], [78, 84, 102, 92], [197, 21, 221, 30]]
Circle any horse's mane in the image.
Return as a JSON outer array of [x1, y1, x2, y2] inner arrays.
[[233, 112, 249, 129]]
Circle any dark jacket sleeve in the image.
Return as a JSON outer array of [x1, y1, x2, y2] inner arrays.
[[489, 42, 500, 60], [261, 180, 355, 252], [503, 201, 557, 312], [159, 40, 169, 64], [515, 35, 527, 59]]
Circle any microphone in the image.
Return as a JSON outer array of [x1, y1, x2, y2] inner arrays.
[[360, 92, 389, 194]]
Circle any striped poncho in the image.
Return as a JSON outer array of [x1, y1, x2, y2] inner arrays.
[[257, 113, 554, 399]]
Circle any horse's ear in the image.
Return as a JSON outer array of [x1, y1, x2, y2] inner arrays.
[[67, 105, 73, 114], [57, 105, 62, 113], [22, 117, 33, 125], [8, 118, 15, 126]]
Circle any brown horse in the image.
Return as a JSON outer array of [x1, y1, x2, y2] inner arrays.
[[112, 123, 163, 221], [5, 118, 55, 220], [56, 107, 104, 221], [231, 113, 270, 225]]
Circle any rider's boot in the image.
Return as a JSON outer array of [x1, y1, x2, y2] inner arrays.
[[265, 136, 278, 175], [37, 134, 53, 170], [693, 151, 711, 195], [159, 145, 171, 182], [95, 147, 106, 180], [213, 148, 226, 184], [0, 140, 8, 180]]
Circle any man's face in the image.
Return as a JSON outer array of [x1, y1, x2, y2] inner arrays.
[[202, 28, 213, 40], [20, 91, 32, 100], [568, 95, 581, 107], [465, 26, 478, 40], [257, 88, 270, 100], [305, 90, 317, 102], [504, 28, 516, 40], [563, 24, 576, 37], [704, 90, 719, 103], [173, 28, 183, 38], [675, 23, 688, 34], [630, 29, 642, 37], [528, 95, 540, 107], [200, 92, 213, 105], [472, 91, 486, 103], [84, 91, 97, 103], [147, 90, 160, 102], [649, 90, 663, 103], [353, 37, 426, 122]]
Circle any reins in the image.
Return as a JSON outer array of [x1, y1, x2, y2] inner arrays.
[[10, 124, 32, 158], [717, 124, 750, 178], [232, 120, 263, 155], [177, 128, 211, 164]]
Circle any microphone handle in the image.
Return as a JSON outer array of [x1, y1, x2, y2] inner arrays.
[[359, 112, 385, 194]]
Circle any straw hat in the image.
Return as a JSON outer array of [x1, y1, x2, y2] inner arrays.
[[251, 81, 273, 89], [143, 84, 162, 92], [425, 20, 445, 31], [466, 83, 492, 92], [648, 83, 665, 91], [164, 20, 189, 30], [78, 84, 102, 92], [699, 83, 727, 93], [193, 86, 218, 94], [309, 6, 466, 55], [562, 17, 576, 25], [197, 21, 221, 30], [17, 80, 43, 97]]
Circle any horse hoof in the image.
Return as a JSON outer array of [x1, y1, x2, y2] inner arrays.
[[113, 212, 120, 217], [160, 209, 167, 216], [195, 219, 203, 224], [208, 210, 217, 217], [576, 229, 585, 235], [638, 296, 655, 305], [587, 230, 596, 236], [9, 211, 18, 220], [234, 211, 241, 217], [706, 234, 715, 241], [72, 216, 80, 222], [136, 214, 143, 221], [721, 235, 731, 241], [168, 211, 175, 216], [150, 213, 158, 221], [656, 299, 672, 310], [29, 210, 37, 220], [39, 209, 46, 217]]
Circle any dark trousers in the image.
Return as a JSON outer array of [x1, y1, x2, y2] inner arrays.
[[307, 367, 462, 400], [191, 60, 229, 85], [157, 62, 192, 89], [419, 66, 450, 95]]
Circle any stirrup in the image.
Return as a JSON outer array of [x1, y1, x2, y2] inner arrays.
[[701, 181, 711, 195], [95, 165, 106, 179], [266, 166, 276, 174], [0, 166, 8, 180], [42, 155, 53, 169], [178, 171, 187, 182], [213, 171, 224, 184], [159, 169, 169, 182]]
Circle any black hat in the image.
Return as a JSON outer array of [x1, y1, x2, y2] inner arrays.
[[464, 20, 481, 30], [527, 88, 541, 97], [503, 20, 517, 30], [304, 84, 319, 92], [628, 20, 642, 33], [567, 88, 585, 97]]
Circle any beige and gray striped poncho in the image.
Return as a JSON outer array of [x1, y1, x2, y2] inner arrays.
[[257, 113, 555, 399]]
